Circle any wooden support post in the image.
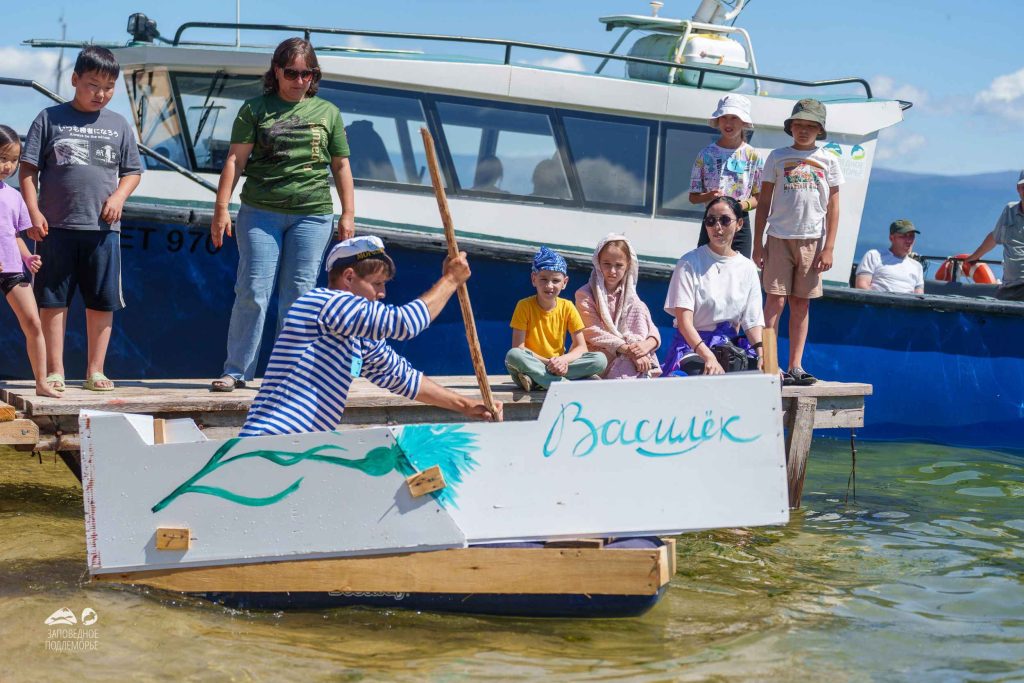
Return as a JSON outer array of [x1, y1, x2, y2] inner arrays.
[[0, 400, 15, 422], [784, 396, 817, 509], [156, 528, 191, 551], [0, 419, 40, 445], [761, 328, 779, 377], [405, 465, 446, 498], [153, 419, 167, 445]]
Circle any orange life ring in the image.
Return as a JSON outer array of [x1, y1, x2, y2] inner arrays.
[[935, 254, 997, 284]]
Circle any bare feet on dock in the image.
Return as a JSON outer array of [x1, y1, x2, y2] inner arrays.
[[35, 382, 63, 399]]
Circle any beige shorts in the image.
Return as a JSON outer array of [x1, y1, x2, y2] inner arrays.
[[762, 236, 823, 299]]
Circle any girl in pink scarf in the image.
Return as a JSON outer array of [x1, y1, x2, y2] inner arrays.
[[575, 234, 661, 379]]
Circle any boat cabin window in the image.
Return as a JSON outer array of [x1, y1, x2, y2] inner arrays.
[[435, 101, 570, 199], [127, 71, 189, 171], [658, 124, 719, 217], [561, 114, 653, 210], [172, 73, 262, 172], [318, 83, 439, 187]]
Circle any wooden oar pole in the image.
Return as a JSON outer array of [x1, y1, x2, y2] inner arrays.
[[420, 127, 498, 418]]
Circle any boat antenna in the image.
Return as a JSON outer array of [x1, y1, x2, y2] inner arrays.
[[54, 12, 69, 98], [235, 0, 241, 47]]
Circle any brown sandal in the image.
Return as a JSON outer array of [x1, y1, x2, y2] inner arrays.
[[210, 376, 246, 393]]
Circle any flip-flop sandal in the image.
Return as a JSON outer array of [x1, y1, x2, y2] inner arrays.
[[83, 372, 115, 392], [44, 373, 66, 392], [790, 368, 818, 386], [781, 370, 796, 387], [210, 377, 246, 393]]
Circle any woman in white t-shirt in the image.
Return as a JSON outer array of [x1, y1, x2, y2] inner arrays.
[[661, 197, 766, 376]]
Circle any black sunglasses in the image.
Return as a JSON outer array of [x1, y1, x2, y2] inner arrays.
[[703, 215, 736, 227], [281, 67, 321, 82]]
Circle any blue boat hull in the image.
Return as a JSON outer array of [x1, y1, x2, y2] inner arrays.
[[199, 588, 666, 618], [2, 216, 1021, 451]]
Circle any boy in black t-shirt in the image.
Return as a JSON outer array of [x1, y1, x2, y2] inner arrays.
[[20, 46, 143, 392]]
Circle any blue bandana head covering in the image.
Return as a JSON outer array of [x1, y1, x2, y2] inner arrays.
[[531, 246, 567, 274]]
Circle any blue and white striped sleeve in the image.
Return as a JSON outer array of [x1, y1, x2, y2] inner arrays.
[[321, 294, 430, 341], [360, 339, 423, 399]]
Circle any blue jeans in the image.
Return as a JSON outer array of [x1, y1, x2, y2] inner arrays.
[[222, 204, 334, 380]]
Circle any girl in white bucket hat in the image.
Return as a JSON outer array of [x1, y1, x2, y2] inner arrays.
[[688, 94, 764, 258]]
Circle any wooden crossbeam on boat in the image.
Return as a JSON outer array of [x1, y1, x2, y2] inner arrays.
[[92, 542, 674, 596]]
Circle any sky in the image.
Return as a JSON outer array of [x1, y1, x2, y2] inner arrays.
[[2, 0, 1022, 176]]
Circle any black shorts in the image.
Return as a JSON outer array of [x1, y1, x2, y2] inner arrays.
[[0, 272, 27, 296], [34, 229, 125, 311]]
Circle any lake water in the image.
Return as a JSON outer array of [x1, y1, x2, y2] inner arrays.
[[1, 439, 1022, 681]]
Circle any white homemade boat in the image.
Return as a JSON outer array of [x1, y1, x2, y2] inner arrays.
[[82, 374, 788, 616]]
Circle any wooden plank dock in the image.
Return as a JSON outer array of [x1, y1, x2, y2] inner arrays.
[[0, 376, 871, 508]]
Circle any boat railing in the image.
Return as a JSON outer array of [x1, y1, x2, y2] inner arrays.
[[170, 21, 876, 99], [0, 76, 216, 193], [917, 253, 1001, 281]]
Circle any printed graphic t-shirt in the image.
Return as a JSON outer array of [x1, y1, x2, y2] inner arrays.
[[993, 201, 1024, 286], [510, 296, 585, 358], [21, 103, 143, 231], [855, 248, 924, 293], [689, 142, 764, 201], [762, 145, 844, 239], [0, 181, 32, 273], [232, 94, 350, 215]]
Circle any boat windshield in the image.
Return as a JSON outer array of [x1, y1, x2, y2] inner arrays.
[[128, 70, 190, 170], [128, 69, 725, 220]]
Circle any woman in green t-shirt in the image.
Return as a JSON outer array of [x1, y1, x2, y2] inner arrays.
[[209, 38, 356, 392]]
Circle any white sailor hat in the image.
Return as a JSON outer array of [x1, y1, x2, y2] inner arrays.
[[325, 235, 394, 272]]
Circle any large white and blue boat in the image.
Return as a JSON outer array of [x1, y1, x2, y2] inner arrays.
[[3, 0, 1021, 451]]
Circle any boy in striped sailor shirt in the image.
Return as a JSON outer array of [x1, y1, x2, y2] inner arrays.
[[241, 236, 501, 437]]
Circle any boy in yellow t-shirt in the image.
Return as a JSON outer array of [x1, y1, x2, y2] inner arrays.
[[505, 246, 607, 391]]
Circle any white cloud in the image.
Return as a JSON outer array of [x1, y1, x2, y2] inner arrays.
[[0, 47, 61, 83], [875, 126, 926, 161], [872, 75, 929, 108], [974, 67, 1024, 121], [529, 54, 587, 72]]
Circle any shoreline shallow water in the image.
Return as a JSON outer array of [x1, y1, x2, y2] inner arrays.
[[1, 439, 1022, 681]]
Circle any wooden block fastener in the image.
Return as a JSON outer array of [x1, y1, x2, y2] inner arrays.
[[0, 401, 15, 422], [156, 528, 191, 551], [153, 418, 167, 445], [406, 465, 446, 498]]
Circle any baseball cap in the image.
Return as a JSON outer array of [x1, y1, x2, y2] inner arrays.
[[325, 235, 394, 273], [889, 219, 919, 235], [709, 94, 753, 127], [784, 98, 827, 140], [1017, 170, 1024, 186]]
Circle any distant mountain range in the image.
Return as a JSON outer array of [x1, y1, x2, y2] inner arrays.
[[858, 169, 1017, 270]]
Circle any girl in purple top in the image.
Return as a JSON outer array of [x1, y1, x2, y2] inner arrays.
[[0, 125, 60, 397]]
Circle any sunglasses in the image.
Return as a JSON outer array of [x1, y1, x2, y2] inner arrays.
[[281, 67, 321, 82], [703, 215, 736, 227]]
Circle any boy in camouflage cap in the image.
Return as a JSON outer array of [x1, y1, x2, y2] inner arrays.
[[753, 98, 844, 385]]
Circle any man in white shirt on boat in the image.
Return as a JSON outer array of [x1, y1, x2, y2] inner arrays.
[[854, 220, 925, 294], [241, 236, 502, 437], [965, 170, 1024, 302]]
